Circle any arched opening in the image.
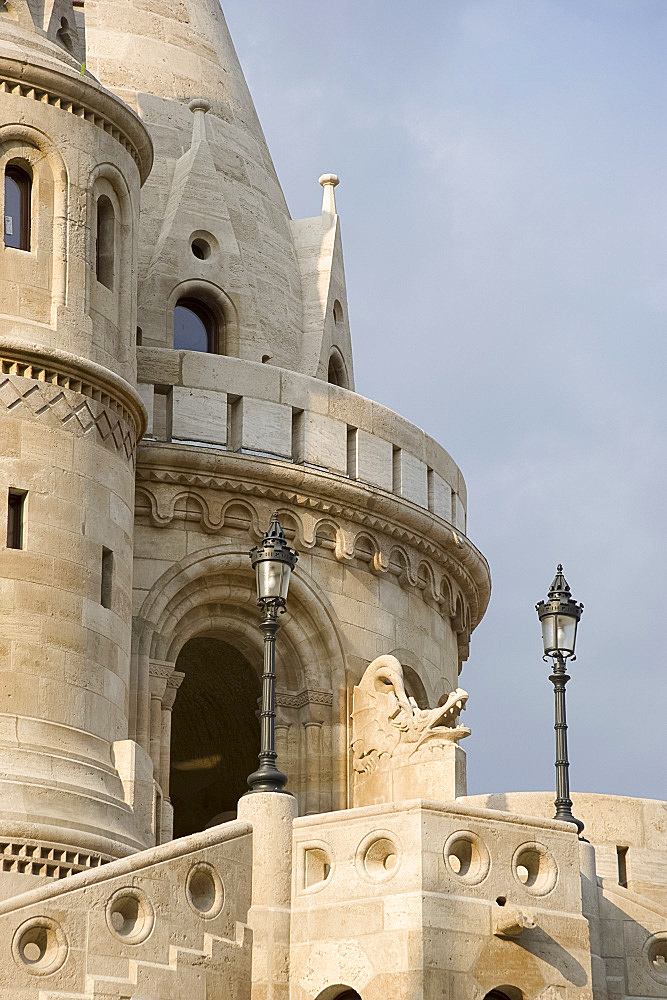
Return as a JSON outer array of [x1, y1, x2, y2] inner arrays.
[[95, 195, 115, 289], [484, 988, 524, 1000], [315, 989, 362, 1000], [170, 636, 261, 838], [403, 664, 429, 709], [4, 163, 31, 251], [333, 299, 344, 324], [56, 16, 75, 52], [327, 347, 348, 388], [174, 297, 220, 353]]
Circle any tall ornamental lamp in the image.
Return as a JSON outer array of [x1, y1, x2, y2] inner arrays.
[[536, 565, 585, 836], [247, 513, 299, 794]]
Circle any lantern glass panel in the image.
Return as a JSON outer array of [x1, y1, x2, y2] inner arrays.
[[255, 559, 292, 602], [556, 614, 577, 656], [541, 612, 578, 656]]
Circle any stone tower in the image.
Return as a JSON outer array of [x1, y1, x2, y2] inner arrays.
[[0, 0, 153, 870], [76, 0, 489, 844]]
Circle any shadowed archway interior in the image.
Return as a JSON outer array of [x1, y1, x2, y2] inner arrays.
[[171, 636, 261, 838]]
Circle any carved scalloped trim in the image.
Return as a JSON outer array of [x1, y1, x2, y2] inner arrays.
[[134, 483, 476, 649]]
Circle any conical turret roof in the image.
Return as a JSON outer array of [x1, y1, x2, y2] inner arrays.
[[83, 0, 304, 366]]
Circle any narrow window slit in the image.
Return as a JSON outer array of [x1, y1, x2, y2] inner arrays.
[[101, 547, 113, 609], [95, 195, 115, 288], [7, 490, 26, 549], [346, 426, 358, 479]]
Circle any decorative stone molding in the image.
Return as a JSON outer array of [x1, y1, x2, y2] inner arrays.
[[0, 65, 153, 180], [276, 689, 334, 710], [0, 371, 137, 462], [134, 456, 486, 643], [148, 661, 177, 680], [0, 839, 111, 879], [0, 340, 147, 457]]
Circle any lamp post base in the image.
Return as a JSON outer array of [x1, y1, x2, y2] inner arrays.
[[554, 803, 585, 835], [246, 763, 289, 795]]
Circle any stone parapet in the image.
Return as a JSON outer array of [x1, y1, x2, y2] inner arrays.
[[290, 799, 590, 1000], [137, 347, 468, 533]]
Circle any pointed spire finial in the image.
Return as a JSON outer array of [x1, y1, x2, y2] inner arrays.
[[548, 564, 572, 600], [319, 173, 340, 218]]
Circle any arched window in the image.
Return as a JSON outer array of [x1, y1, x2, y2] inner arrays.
[[327, 348, 348, 388], [4, 164, 32, 251], [95, 195, 115, 289], [174, 297, 218, 353], [333, 299, 344, 324]]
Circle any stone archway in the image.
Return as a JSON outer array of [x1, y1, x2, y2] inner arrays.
[[133, 544, 350, 837], [170, 636, 260, 838]]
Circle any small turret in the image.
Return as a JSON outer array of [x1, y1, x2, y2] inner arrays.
[[0, 3, 153, 864]]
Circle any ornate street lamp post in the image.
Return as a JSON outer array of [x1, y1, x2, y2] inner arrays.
[[536, 565, 585, 836], [247, 513, 298, 794]]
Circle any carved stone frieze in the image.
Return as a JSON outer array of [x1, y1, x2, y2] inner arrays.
[[276, 689, 334, 710], [0, 371, 137, 463], [134, 445, 491, 634]]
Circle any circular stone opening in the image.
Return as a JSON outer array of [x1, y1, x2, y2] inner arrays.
[[12, 918, 68, 975], [21, 929, 47, 964], [186, 863, 224, 918], [355, 832, 401, 882], [191, 237, 211, 260], [512, 842, 558, 896], [647, 935, 667, 983], [105, 890, 154, 944], [443, 831, 490, 885]]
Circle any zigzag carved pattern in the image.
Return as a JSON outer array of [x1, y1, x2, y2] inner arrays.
[[0, 373, 136, 463]]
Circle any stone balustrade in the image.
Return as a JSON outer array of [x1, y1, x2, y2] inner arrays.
[[136, 348, 468, 533]]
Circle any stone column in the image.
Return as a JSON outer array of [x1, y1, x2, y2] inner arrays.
[[237, 791, 297, 1000], [275, 723, 290, 788], [148, 662, 172, 780], [160, 671, 184, 797], [304, 720, 322, 815], [135, 650, 151, 755]]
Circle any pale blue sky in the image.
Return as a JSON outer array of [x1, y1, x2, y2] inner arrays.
[[224, 1, 666, 800]]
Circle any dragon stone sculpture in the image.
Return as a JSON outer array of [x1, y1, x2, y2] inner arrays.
[[351, 655, 470, 780]]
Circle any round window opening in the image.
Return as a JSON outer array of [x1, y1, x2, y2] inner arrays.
[[512, 842, 558, 896], [355, 831, 401, 882], [443, 831, 490, 885], [191, 237, 211, 260], [105, 889, 154, 944], [12, 917, 68, 975], [646, 935, 667, 984], [186, 862, 224, 918]]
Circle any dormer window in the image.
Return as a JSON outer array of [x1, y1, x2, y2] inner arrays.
[[174, 298, 218, 353], [4, 164, 32, 251]]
